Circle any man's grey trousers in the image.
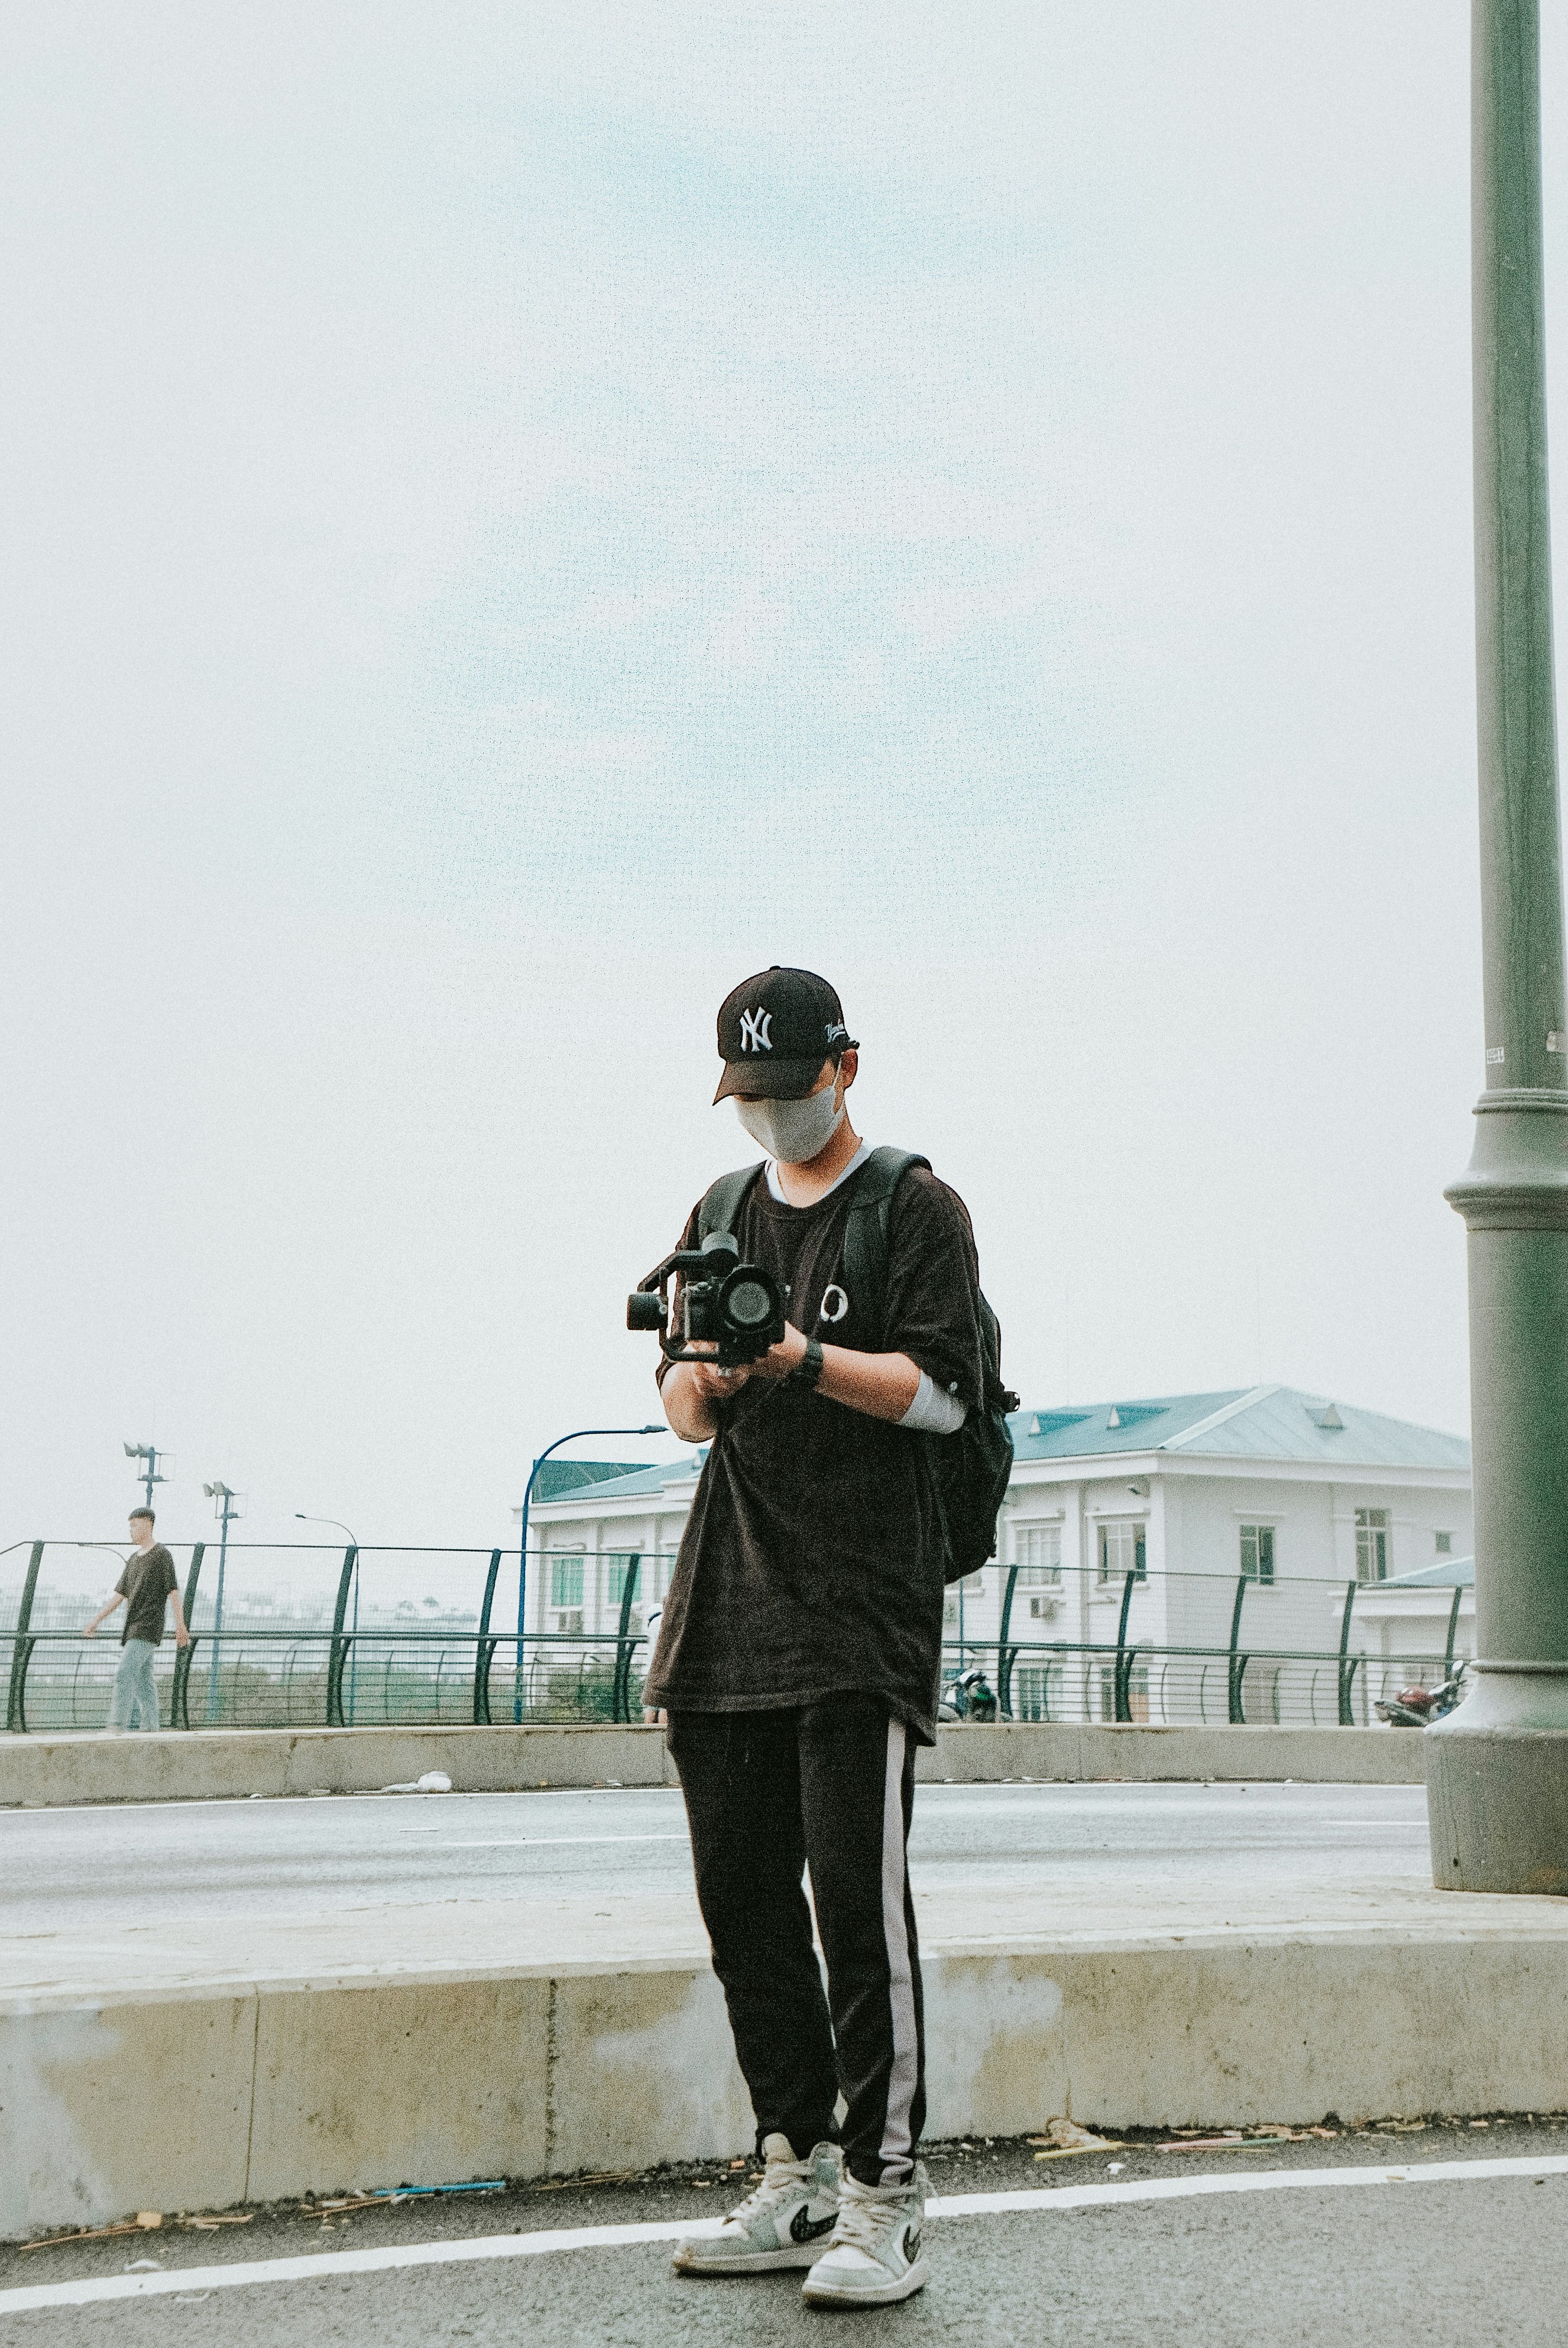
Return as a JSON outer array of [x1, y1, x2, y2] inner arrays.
[[107, 1637, 162, 1731]]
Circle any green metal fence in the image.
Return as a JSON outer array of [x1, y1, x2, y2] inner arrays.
[[1, 1541, 1464, 1734]]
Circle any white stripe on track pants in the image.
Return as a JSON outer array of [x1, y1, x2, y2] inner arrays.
[[667, 1699, 924, 2187]]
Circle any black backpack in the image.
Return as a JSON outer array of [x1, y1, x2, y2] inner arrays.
[[698, 1147, 1018, 1585]]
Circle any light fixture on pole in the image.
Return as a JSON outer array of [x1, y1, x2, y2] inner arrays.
[[124, 1442, 174, 1514], [511, 1426, 666, 1724], [296, 1515, 360, 1724], [202, 1481, 244, 1725]]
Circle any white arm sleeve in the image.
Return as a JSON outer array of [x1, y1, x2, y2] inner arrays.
[[899, 1370, 968, 1436]]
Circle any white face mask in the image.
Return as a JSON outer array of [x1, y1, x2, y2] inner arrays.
[[734, 1084, 844, 1166]]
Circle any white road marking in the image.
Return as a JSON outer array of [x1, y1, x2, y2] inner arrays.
[[443, 1835, 688, 1848], [4, 2156, 1564, 2314], [0, 1788, 687, 1821]]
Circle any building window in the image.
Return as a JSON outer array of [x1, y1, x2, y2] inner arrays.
[[1015, 1524, 1061, 1585], [1355, 1508, 1389, 1582], [605, 1556, 640, 1607], [1239, 1524, 1276, 1585], [1435, 1531, 1453, 1555], [549, 1554, 584, 1609], [1097, 1519, 1147, 1582], [1015, 1664, 1062, 1721], [1098, 1663, 1150, 1722]]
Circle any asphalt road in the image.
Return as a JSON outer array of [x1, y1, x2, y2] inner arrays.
[[4, 2124, 1564, 2347], [0, 1782, 1430, 1936]]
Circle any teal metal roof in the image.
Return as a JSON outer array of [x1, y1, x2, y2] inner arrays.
[[1378, 1556, 1475, 1589], [534, 1385, 1469, 1507], [1008, 1385, 1470, 1472], [533, 1454, 705, 1504], [532, 1460, 655, 1502]]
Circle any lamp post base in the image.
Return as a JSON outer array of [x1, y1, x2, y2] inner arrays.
[[1425, 1662, 1568, 1894]]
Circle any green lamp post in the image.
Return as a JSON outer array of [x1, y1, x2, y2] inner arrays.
[[1427, 0, 1568, 1892]]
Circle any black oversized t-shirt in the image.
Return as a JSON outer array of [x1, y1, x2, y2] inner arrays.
[[116, 1545, 177, 1646], [642, 1159, 985, 1744]]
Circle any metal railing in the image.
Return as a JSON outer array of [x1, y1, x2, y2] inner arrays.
[[967, 1557, 1465, 1725], [1, 1541, 1466, 1734]]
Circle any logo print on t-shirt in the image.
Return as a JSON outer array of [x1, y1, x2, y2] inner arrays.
[[818, 1284, 849, 1324], [738, 1007, 772, 1052]]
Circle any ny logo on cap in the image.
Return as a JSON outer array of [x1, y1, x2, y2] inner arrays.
[[739, 1008, 772, 1053]]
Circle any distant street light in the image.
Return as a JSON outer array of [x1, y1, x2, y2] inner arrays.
[[297, 1515, 361, 1722], [202, 1481, 245, 1725], [512, 1426, 665, 1723], [123, 1442, 174, 1514]]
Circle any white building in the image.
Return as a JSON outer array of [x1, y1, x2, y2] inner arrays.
[[524, 1384, 1472, 1725]]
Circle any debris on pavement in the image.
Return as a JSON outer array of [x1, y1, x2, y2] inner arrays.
[[527, 2173, 637, 2193], [20, 2224, 145, 2253], [388, 2179, 503, 2196], [1158, 2130, 1319, 2151], [20, 2210, 254, 2253], [377, 1771, 454, 1794], [1027, 2120, 1127, 2160]]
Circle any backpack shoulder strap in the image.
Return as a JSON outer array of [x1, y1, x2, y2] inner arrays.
[[697, 1162, 766, 1241], [841, 1147, 930, 1349]]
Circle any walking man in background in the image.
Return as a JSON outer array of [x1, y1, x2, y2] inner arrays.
[[84, 1508, 189, 1731], [645, 966, 996, 2309]]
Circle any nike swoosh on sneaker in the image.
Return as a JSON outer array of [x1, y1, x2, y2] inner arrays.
[[790, 2208, 837, 2245]]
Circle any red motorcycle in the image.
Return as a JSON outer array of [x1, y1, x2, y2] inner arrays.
[[1375, 1668, 1467, 1728]]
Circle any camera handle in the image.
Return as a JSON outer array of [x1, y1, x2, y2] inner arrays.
[[627, 1232, 789, 1368]]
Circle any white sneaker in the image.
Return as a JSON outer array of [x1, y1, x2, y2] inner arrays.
[[672, 2135, 843, 2275], [801, 2162, 929, 2307]]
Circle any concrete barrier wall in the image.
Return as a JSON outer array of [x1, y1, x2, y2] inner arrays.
[[0, 1720, 1424, 1808], [6, 1928, 1566, 2237]]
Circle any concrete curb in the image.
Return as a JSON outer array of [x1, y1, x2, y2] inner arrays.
[[5, 1923, 1567, 2237], [0, 1721, 1425, 1808]]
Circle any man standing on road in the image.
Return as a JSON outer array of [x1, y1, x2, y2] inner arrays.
[[84, 1508, 189, 1732], [644, 966, 988, 2310]]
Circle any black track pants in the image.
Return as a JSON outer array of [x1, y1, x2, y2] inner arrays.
[[666, 1698, 925, 2188]]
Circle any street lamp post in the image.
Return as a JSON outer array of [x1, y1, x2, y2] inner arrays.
[[512, 1425, 665, 1723], [123, 1442, 174, 1514], [202, 1481, 244, 1725], [296, 1515, 360, 1722], [1427, 0, 1568, 1892]]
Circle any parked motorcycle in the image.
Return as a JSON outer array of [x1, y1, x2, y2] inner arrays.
[[939, 1666, 998, 1724], [1375, 1667, 1467, 1728]]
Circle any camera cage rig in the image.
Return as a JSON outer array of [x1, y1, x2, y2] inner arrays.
[[627, 1229, 789, 1368]]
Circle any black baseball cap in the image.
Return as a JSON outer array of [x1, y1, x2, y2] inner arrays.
[[713, 967, 858, 1103]]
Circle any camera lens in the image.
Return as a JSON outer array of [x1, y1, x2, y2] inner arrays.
[[724, 1277, 774, 1329]]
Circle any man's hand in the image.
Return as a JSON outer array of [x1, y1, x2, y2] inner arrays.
[[692, 1326, 808, 1396], [175, 1627, 191, 1648], [82, 1624, 97, 1640]]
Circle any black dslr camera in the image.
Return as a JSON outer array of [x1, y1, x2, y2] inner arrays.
[[627, 1231, 788, 1368]]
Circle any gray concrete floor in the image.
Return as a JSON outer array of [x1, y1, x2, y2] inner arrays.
[[0, 1781, 1430, 1936], [5, 2122, 1566, 2346]]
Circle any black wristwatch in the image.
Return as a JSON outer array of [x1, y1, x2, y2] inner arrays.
[[795, 1336, 826, 1390]]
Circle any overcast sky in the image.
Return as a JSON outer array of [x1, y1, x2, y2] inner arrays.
[[4, 2, 1564, 1610]]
